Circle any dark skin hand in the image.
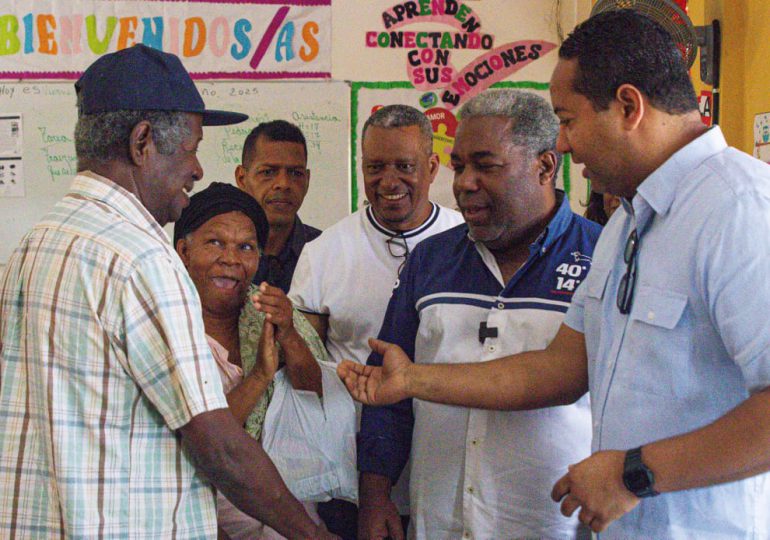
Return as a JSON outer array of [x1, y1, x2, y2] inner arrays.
[[551, 450, 639, 533], [225, 320, 279, 425], [358, 473, 404, 540], [251, 282, 322, 396], [179, 408, 338, 539]]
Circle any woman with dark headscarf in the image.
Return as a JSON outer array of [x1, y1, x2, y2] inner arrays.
[[174, 182, 329, 539]]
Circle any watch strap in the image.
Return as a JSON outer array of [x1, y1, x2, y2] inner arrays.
[[623, 446, 660, 498]]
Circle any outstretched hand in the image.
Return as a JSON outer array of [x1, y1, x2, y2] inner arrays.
[[336, 338, 412, 405]]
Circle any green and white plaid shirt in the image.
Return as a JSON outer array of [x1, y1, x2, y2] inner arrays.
[[0, 172, 228, 539]]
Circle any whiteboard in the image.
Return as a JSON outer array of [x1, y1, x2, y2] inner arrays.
[[0, 80, 351, 264]]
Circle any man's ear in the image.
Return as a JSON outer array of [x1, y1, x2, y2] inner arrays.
[[427, 152, 440, 185], [129, 120, 153, 167], [234, 164, 246, 190], [538, 150, 558, 185], [615, 84, 645, 131], [175, 237, 190, 266]]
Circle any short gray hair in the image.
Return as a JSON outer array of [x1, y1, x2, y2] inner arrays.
[[362, 104, 433, 154], [459, 89, 562, 174], [75, 110, 191, 167]]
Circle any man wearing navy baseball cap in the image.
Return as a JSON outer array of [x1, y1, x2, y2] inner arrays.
[[0, 45, 336, 539]]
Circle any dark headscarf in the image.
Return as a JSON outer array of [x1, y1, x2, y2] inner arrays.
[[173, 182, 269, 248]]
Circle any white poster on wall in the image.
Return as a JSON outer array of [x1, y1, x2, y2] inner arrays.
[[332, 0, 582, 85], [0, 114, 24, 198], [0, 81, 350, 264]]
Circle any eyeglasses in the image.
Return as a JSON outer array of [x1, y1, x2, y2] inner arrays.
[[386, 233, 410, 276], [617, 229, 638, 314]]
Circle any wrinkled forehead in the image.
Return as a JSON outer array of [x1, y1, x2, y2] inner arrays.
[[453, 116, 517, 156], [191, 210, 258, 239], [362, 125, 432, 158], [251, 136, 308, 166]]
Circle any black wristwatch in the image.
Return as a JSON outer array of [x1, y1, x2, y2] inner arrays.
[[622, 446, 659, 498]]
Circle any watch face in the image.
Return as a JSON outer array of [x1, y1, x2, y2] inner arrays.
[[625, 468, 652, 492]]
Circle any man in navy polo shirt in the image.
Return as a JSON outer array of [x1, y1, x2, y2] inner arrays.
[[355, 89, 601, 540]]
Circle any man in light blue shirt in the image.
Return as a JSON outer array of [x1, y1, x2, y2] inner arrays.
[[337, 10, 770, 539]]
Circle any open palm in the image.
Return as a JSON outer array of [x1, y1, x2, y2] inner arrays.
[[337, 338, 412, 405]]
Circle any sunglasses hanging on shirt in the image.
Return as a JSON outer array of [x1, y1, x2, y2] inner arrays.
[[386, 233, 410, 276], [617, 229, 639, 314]]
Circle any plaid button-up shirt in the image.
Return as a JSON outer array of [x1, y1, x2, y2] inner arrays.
[[0, 172, 228, 539]]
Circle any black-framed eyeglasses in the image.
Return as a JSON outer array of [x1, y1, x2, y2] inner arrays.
[[617, 229, 638, 314], [386, 233, 410, 276]]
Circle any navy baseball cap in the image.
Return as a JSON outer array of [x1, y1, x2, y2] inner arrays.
[[75, 44, 248, 126]]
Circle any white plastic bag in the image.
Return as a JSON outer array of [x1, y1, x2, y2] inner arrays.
[[262, 360, 358, 503]]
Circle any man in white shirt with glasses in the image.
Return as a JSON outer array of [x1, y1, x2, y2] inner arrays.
[[289, 104, 462, 539]]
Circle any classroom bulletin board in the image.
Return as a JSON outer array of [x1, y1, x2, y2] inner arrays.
[[0, 80, 350, 264], [0, 0, 346, 265]]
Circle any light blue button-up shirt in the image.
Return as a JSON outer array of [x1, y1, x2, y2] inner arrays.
[[565, 127, 770, 539]]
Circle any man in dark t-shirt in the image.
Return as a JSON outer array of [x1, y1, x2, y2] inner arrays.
[[235, 120, 321, 292]]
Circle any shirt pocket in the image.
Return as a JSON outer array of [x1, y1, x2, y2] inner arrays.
[[581, 265, 612, 381], [616, 285, 691, 398], [583, 264, 611, 301]]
